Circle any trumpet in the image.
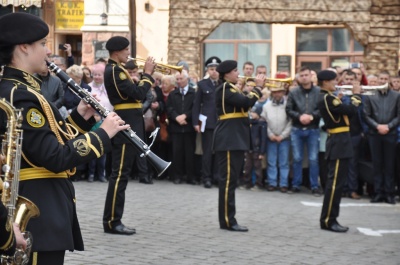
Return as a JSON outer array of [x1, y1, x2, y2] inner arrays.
[[128, 57, 183, 74], [335, 83, 389, 95]]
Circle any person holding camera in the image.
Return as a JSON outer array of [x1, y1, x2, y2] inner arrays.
[[58, 43, 74, 68]]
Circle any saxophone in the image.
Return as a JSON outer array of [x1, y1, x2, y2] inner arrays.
[[0, 98, 40, 265]]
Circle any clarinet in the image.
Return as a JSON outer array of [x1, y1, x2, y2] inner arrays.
[[46, 61, 171, 176]]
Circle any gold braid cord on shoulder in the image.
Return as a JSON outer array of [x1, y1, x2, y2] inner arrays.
[[28, 88, 78, 176], [324, 94, 341, 124], [113, 65, 129, 100], [222, 83, 227, 115], [231, 82, 247, 116]]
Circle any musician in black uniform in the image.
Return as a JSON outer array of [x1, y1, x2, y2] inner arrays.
[[317, 70, 361, 233], [213, 60, 264, 232], [192, 56, 221, 188], [0, 13, 128, 264], [102, 36, 156, 235]]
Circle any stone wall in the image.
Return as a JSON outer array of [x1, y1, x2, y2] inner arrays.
[[169, 0, 400, 76], [81, 32, 130, 66]]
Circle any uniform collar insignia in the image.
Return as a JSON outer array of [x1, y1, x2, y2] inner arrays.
[[23, 72, 41, 91], [2, 66, 42, 92]]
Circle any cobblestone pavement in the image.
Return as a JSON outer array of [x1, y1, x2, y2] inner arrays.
[[65, 179, 400, 265]]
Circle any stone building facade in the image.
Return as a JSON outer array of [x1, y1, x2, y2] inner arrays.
[[168, 0, 400, 76]]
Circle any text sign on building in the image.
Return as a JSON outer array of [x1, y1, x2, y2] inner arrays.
[[93, 41, 109, 61], [55, 0, 84, 30], [276, 55, 291, 77]]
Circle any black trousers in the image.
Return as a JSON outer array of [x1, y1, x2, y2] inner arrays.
[[28, 251, 65, 265], [395, 143, 400, 195], [103, 143, 136, 229], [368, 134, 397, 195], [216, 150, 244, 228], [320, 158, 349, 228], [201, 129, 218, 183], [318, 152, 328, 190], [170, 132, 196, 181], [345, 135, 362, 193]]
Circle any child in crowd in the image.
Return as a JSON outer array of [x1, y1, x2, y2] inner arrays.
[[236, 77, 245, 91], [241, 106, 267, 190], [242, 78, 256, 94]]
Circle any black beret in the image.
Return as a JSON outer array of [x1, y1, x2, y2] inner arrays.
[[317, 70, 337, 81], [0, 13, 49, 47], [106, 36, 130, 52], [205, 56, 221, 68], [217, 60, 237, 76]]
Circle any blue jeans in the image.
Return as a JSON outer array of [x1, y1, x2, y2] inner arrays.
[[267, 138, 290, 187], [290, 127, 320, 189]]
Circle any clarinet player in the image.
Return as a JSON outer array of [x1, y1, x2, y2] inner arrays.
[[0, 13, 129, 265]]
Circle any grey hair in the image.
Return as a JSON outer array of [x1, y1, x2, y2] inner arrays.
[[176, 69, 189, 79], [51, 55, 66, 66], [162, 75, 177, 87]]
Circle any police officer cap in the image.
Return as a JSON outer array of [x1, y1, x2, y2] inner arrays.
[[106, 36, 130, 52], [205, 56, 221, 68], [217, 60, 237, 75], [317, 70, 337, 81], [0, 13, 49, 47]]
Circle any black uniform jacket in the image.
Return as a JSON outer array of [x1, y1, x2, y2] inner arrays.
[[192, 78, 218, 129], [166, 86, 196, 134], [0, 66, 112, 252], [104, 59, 153, 143], [0, 202, 15, 256], [213, 82, 261, 151], [318, 89, 360, 160]]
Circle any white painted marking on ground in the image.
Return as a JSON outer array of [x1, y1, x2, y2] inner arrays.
[[357, 227, 400, 236]]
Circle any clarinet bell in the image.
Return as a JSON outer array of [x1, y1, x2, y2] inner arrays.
[[145, 151, 171, 177]]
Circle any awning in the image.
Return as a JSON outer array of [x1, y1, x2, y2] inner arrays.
[[0, 0, 41, 7]]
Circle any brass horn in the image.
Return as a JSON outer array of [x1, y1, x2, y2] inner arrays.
[[264, 77, 292, 89], [128, 57, 183, 74]]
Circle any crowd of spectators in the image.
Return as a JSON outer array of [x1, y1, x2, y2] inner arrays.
[[30, 46, 400, 204]]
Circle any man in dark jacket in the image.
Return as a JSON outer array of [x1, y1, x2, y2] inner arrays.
[[192, 56, 221, 188], [286, 66, 321, 195], [36, 70, 64, 109], [167, 70, 197, 184], [364, 71, 400, 204]]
